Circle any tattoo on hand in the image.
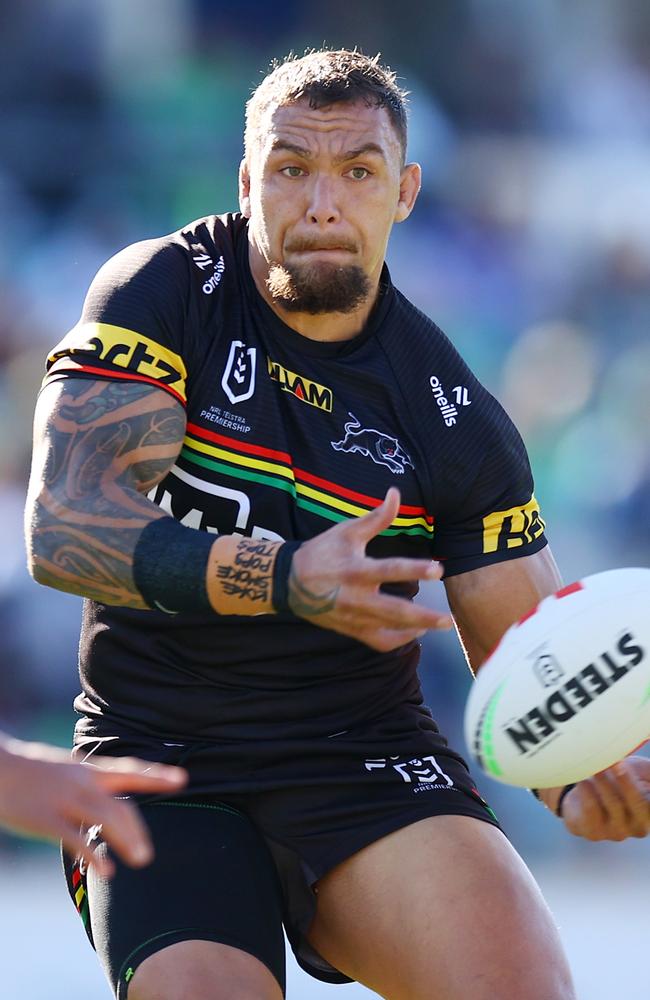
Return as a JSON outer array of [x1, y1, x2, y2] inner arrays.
[[287, 568, 339, 617]]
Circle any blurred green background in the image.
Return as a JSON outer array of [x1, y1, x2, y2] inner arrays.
[[0, 2, 648, 997]]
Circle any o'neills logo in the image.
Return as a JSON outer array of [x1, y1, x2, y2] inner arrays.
[[429, 375, 458, 427], [505, 632, 644, 755], [267, 357, 333, 412]]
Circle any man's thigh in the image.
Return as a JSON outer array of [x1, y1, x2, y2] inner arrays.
[[308, 814, 576, 1000], [128, 940, 283, 1000], [64, 799, 286, 999]]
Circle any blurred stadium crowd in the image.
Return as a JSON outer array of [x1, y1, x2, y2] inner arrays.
[[0, 0, 648, 860]]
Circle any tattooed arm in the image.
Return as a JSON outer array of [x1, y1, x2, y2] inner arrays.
[[25, 378, 451, 643], [25, 378, 185, 608], [26, 378, 305, 616]]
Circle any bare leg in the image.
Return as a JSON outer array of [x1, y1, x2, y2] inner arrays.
[[308, 815, 576, 1000], [128, 940, 283, 1000]]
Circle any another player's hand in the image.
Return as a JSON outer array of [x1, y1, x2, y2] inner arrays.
[[560, 756, 650, 841], [0, 738, 187, 876], [288, 487, 452, 651]]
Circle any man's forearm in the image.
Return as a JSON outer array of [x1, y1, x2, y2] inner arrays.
[[26, 380, 288, 615], [26, 486, 165, 607]]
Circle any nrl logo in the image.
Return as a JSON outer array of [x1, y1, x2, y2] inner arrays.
[[221, 341, 256, 405], [531, 650, 565, 688], [331, 413, 414, 475]]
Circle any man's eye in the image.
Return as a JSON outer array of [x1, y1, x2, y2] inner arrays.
[[347, 167, 370, 180], [281, 166, 305, 178]]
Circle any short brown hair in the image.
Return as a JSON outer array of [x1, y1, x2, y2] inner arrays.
[[245, 49, 409, 162]]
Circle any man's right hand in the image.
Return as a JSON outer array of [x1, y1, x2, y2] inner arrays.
[[557, 757, 650, 842], [288, 487, 452, 651]]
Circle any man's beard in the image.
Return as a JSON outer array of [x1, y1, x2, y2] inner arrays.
[[266, 259, 371, 314]]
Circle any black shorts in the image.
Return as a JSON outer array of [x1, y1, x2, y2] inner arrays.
[[64, 706, 500, 997]]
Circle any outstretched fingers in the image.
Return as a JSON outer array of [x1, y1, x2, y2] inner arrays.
[[352, 590, 453, 632], [61, 823, 117, 878], [89, 758, 188, 795], [288, 488, 454, 646], [360, 556, 444, 586], [65, 759, 188, 872], [95, 796, 155, 868], [344, 487, 402, 545], [361, 628, 428, 653], [65, 786, 155, 870]]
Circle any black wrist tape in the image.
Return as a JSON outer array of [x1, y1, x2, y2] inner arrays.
[[133, 517, 214, 614], [555, 783, 577, 817], [271, 541, 302, 614], [530, 784, 577, 817]]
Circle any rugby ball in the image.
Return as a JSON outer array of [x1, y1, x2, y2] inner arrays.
[[464, 568, 650, 788]]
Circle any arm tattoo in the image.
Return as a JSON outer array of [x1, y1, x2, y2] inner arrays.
[[26, 379, 186, 607]]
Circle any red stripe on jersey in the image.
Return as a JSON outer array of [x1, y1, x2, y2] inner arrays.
[[186, 423, 433, 521], [46, 364, 187, 406], [294, 466, 433, 520], [186, 422, 292, 464]]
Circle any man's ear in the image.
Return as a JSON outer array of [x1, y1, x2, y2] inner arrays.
[[239, 160, 252, 218], [394, 162, 422, 223]]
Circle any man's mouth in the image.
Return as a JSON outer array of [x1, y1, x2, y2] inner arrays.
[[286, 242, 357, 255]]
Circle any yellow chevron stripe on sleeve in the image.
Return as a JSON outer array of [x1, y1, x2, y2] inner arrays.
[[48, 322, 188, 401]]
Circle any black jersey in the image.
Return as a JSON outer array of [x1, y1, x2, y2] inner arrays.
[[43, 213, 547, 744]]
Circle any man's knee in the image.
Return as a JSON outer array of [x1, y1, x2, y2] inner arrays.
[[127, 940, 283, 1000], [130, 981, 277, 1000]]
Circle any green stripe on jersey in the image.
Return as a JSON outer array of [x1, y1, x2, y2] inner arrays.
[[182, 446, 433, 539]]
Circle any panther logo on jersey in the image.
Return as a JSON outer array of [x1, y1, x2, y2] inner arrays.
[[221, 340, 257, 404], [331, 413, 414, 475]]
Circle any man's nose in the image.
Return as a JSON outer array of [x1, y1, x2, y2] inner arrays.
[[306, 175, 341, 225]]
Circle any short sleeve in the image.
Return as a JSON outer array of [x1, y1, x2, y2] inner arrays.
[[43, 238, 190, 406], [431, 393, 548, 577]]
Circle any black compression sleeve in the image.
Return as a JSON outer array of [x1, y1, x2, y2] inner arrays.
[[132, 517, 214, 614], [271, 541, 302, 614]]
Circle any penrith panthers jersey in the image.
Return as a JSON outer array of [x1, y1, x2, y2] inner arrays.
[[43, 213, 547, 743]]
